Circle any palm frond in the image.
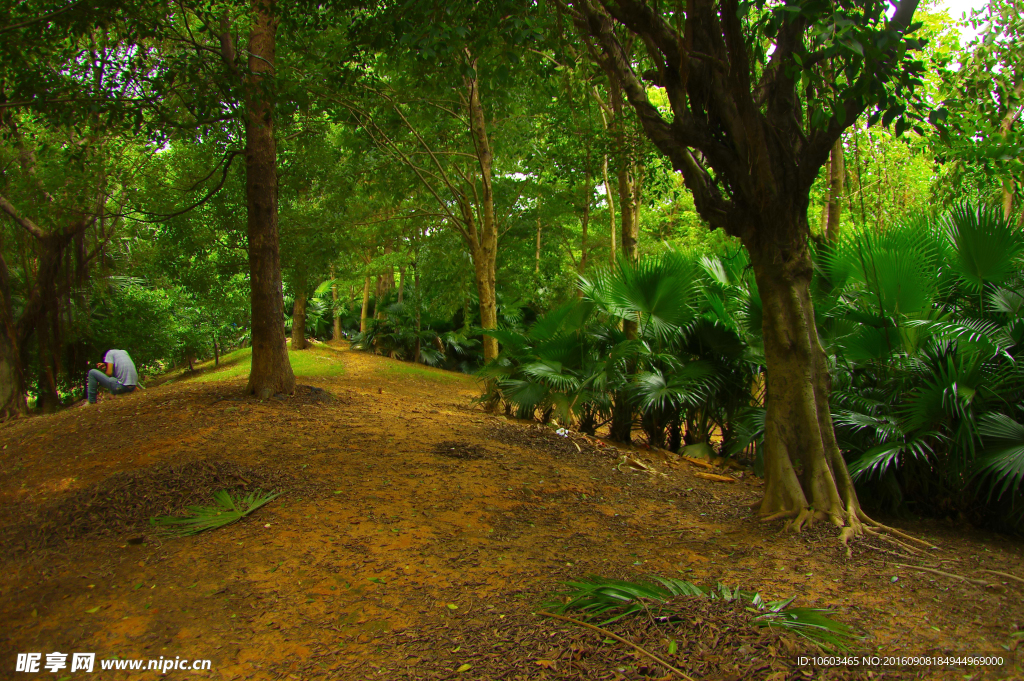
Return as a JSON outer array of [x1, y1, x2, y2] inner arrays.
[[975, 412, 1024, 500], [150, 489, 282, 536], [945, 203, 1024, 291], [543, 575, 858, 650]]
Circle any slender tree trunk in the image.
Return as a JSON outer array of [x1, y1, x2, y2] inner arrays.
[[213, 334, 220, 366], [579, 172, 591, 276], [359, 276, 370, 333], [465, 67, 499, 363], [854, 126, 866, 227], [604, 157, 617, 264], [746, 225, 862, 533], [243, 0, 294, 398], [331, 266, 341, 342], [291, 289, 307, 350], [397, 265, 405, 304], [535, 212, 542, 275], [824, 139, 844, 242], [413, 261, 422, 363]]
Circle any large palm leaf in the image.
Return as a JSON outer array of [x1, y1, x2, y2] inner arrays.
[[944, 203, 1024, 291]]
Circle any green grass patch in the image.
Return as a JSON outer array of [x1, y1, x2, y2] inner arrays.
[[377, 363, 473, 383], [189, 345, 345, 383]]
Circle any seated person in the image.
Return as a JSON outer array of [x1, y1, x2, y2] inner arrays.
[[86, 349, 138, 405]]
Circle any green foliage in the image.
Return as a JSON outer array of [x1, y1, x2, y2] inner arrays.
[[150, 489, 282, 536], [543, 575, 859, 651], [822, 205, 1024, 525]]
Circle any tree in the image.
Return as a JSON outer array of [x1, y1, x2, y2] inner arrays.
[[935, 0, 1024, 221], [567, 0, 929, 537]]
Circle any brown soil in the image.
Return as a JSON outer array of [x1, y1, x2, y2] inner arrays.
[[0, 346, 1021, 680]]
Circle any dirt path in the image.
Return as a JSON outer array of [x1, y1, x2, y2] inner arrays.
[[0, 346, 1021, 680]]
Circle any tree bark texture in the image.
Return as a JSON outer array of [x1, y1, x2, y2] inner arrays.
[[243, 0, 294, 398]]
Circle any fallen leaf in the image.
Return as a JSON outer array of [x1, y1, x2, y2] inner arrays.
[[456, 663, 472, 673], [535, 660, 556, 668], [446, 603, 458, 610], [85, 606, 100, 614]]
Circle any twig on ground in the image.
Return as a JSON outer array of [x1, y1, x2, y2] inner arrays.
[[895, 564, 993, 587], [979, 569, 1024, 585], [536, 610, 694, 681]]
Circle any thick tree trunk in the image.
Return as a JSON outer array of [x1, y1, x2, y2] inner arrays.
[[0, 330, 24, 418], [747, 234, 862, 533], [359, 275, 370, 333], [0, 253, 25, 418], [291, 290, 307, 350], [243, 0, 295, 399]]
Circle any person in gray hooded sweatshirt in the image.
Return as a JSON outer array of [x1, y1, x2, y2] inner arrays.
[[85, 348, 138, 405]]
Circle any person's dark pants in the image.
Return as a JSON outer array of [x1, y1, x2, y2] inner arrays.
[[87, 369, 136, 404]]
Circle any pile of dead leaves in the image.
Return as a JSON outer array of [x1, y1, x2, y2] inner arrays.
[[7, 459, 306, 551]]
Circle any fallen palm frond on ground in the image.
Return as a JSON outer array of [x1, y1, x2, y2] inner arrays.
[[542, 575, 859, 651], [150, 488, 282, 536]]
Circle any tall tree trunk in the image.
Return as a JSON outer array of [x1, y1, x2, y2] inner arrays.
[[243, 0, 294, 398], [604, 157, 617, 264], [331, 266, 342, 342], [0, 253, 26, 418], [465, 68, 499, 363], [579, 172, 591, 276], [746, 226, 860, 533], [359, 275, 371, 333], [824, 139, 845, 242], [413, 261, 422, 363], [535, 212, 542, 275], [397, 265, 405, 304], [213, 334, 220, 366], [35, 313, 59, 413], [291, 289, 307, 350]]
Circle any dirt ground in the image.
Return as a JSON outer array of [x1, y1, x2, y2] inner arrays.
[[0, 346, 1022, 680]]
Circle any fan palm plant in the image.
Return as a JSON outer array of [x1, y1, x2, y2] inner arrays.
[[822, 205, 1024, 523]]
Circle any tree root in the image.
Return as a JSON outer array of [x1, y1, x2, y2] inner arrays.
[[760, 509, 798, 523], [756, 504, 938, 557], [864, 530, 926, 556]]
